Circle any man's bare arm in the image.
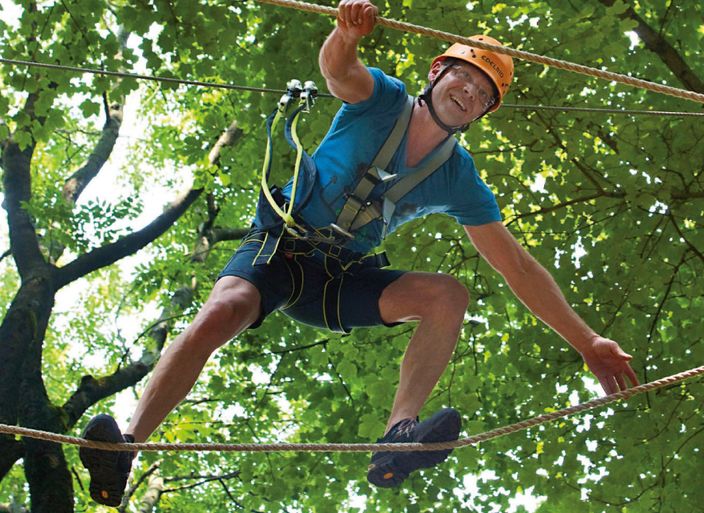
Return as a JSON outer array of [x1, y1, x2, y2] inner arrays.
[[319, 0, 378, 104], [464, 222, 639, 394]]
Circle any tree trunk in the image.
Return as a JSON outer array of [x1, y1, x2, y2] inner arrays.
[[138, 473, 164, 513], [0, 271, 75, 512], [0, 273, 56, 476], [0, 115, 245, 511]]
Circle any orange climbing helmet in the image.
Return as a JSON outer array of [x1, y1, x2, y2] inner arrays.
[[432, 36, 514, 113]]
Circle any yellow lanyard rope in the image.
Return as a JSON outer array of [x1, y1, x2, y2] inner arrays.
[[259, 83, 316, 233], [259, 108, 297, 227]]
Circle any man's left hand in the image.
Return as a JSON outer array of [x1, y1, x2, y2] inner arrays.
[[580, 337, 640, 395]]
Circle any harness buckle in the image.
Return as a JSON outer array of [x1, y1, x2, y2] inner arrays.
[[329, 223, 355, 240], [327, 244, 342, 258], [373, 166, 398, 182], [284, 223, 308, 240], [359, 173, 381, 189], [283, 238, 297, 253]]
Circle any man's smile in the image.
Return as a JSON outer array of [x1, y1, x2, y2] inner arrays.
[[449, 93, 467, 112]]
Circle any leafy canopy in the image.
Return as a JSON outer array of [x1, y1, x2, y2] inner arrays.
[[0, 0, 702, 512]]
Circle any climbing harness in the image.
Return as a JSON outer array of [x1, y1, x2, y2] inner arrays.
[[248, 82, 459, 335], [333, 95, 457, 240], [251, 78, 341, 265], [254, 82, 459, 258], [252, 76, 369, 267]]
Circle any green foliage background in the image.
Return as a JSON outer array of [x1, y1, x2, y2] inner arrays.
[[0, 0, 702, 512]]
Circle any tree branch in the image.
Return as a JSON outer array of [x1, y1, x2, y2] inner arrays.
[[192, 225, 249, 264], [53, 186, 203, 289], [669, 213, 704, 265], [208, 121, 243, 167], [671, 190, 704, 200], [137, 472, 164, 513], [0, 438, 24, 482], [211, 227, 250, 244], [123, 468, 242, 513], [1, 99, 47, 282], [62, 261, 201, 427], [532, 109, 616, 194], [162, 470, 241, 493], [54, 118, 244, 289], [62, 99, 124, 203], [251, 338, 332, 359], [190, 122, 245, 263], [61, 353, 156, 430], [118, 461, 161, 513], [509, 192, 608, 221], [598, 0, 704, 93]]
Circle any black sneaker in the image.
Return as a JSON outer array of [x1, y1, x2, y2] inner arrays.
[[79, 414, 135, 507], [367, 408, 461, 488]]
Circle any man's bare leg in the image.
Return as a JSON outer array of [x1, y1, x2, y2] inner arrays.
[[378, 272, 469, 432], [126, 276, 262, 442], [80, 276, 262, 505], [367, 271, 468, 487]]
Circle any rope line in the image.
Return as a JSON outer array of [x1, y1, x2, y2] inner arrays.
[[1, 58, 702, 118], [501, 103, 704, 117], [254, 0, 704, 106], [0, 364, 701, 453], [0, 57, 334, 97]]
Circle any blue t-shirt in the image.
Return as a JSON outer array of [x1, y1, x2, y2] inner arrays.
[[284, 67, 501, 254]]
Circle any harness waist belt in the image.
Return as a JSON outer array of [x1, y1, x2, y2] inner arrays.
[[280, 235, 390, 269]]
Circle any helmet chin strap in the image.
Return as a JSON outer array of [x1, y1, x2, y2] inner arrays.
[[417, 66, 471, 135]]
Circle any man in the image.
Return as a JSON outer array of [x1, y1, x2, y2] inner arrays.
[[80, 0, 639, 504]]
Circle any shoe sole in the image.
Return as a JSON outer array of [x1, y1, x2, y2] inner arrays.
[[367, 408, 461, 488], [79, 415, 130, 507]]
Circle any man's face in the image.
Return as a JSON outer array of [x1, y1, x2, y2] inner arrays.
[[428, 60, 497, 125]]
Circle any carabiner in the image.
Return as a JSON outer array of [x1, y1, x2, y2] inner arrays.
[[300, 80, 318, 112], [279, 79, 303, 112]]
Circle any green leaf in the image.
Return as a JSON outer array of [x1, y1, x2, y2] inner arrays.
[[79, 99, 101, 118], [358, 412, 383, 439], [13, 129, 32, 150]]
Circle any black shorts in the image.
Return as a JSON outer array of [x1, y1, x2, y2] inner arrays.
[[217, 230, 407, 333]]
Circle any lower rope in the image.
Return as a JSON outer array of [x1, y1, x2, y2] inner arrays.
[[0, 364, 702, 453]]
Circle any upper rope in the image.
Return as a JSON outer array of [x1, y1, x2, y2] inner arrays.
[[0, 364, 701, 453], [254, 0, 704, 106], [2, 57, 702, 118]]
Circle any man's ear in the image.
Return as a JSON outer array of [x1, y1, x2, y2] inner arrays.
[[428, 60, 444, 82]]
